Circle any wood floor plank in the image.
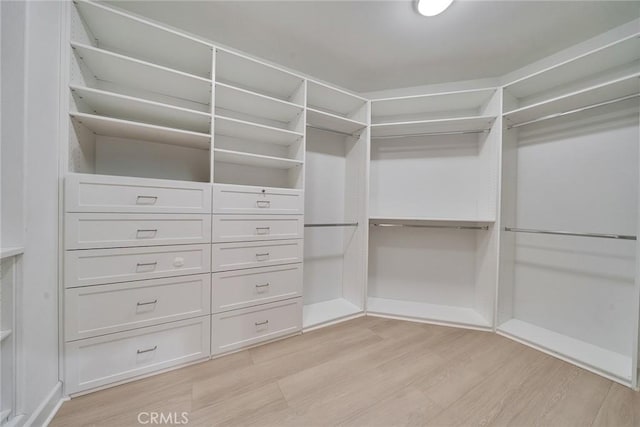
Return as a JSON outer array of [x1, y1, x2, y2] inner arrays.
[[593, 382, 640, 427]]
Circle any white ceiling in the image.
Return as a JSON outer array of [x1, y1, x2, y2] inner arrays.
[[110, 0, 640, 93]]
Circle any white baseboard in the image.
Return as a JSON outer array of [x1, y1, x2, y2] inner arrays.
[[22, 381, 64, 427]]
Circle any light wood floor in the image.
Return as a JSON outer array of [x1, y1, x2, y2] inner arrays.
[[52, 316, 640, 426]]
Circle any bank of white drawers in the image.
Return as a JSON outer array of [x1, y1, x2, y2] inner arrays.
[[212, 215, 303, 243], [213, 184, 303, 215], [64, 174, 212, 394]]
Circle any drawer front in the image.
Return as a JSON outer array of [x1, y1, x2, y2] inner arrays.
[[65, 213, 211, 249], [212, 215, 303, 243], [66, 174, 212, 213], [65, 274, 211, 341], [212, 265, 302, 313], [65, 317, 210, 394], [212, 240, 303, 272], [211, 298, 301, 354], [213, 184, 303, 215], [65, 244, 211, 288]]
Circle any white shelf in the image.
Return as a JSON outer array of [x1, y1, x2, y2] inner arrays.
[[303, 298, 363, 329], [216, 48, 304, 103], [307, 80, 367, 117], [0, 247, 24, 259], [504, 73, 640, 126], [498, 319, 632, 384], [214, 115, 303, 146], [71, 42, 212, 105], [0, 330, 11, 343], [70, 112, 211, 150], [369, 216, 495, 225], [505, 35, 640, 100], [372, 88, 497, 122], [215, 82, 303, 124], [306, 108, 367, 135], [371, 115, 496, 138], [74, 0, 212, 78], [367, 297, 491, 329], [70, 85, 211, 133], [214, 148, 302, 169]]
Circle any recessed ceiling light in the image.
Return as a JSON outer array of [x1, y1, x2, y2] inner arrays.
[[416, 0, 454, 16]]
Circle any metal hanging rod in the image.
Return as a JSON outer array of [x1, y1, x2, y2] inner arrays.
[[507, 93, 640, 129], [371, 129, 489, 140], [305, 222, 359, 228], [307, 125, 360, 138], [371, 223, 489, 231], [504, 227, 636, 241]]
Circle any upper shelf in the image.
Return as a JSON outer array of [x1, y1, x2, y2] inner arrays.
[[505, 35, 640, 101], [307, 80, 367, 120], [504, 73, 640, 127], [214, 115, 303, 146], [371, 115, 496, 138], [216, 49, 304, 104], [71, 85, 211, 133], [215, 82, 303, 124], [73, 0, 212, 78], [369, 216, 495, 226], [372, 88, 497, 124], [71, 42, 212, 105], [70, 112, 211, 150], [214, 149, 303, 170], [306, 108, 367, 136]]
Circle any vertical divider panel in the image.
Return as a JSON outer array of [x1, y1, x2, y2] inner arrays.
[[210, 48, 216, 184], [634, 104, 640, 389]]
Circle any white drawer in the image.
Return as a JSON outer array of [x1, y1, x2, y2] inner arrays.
[[65, 274, 211, 341], [212, 215, 303, 243], [65, 317, 210, 394], [212, 265, 302, 313], [213, 184, 303, 215], [66, 174, 212, 214], [65, 244, 211, 288], [211, 239, 303, 272], [65, 213, 211, 249], [211, 298, 301, 354]]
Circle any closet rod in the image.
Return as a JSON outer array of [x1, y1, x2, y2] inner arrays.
[[307, 125, 360, 138], [504, 227, 636, 240], [507, 93, 640, 129], [371, 223, 489, 231], [305, 222, 359, 227], [371, 129, 488, 139]]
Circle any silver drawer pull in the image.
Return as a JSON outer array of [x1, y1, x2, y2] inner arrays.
[[137, 299, 158, 306], [255, 320, 269, 326], [255, 283, 270, 288], [255, 283, 270, 292], [136, 262, 158, 269], [136, 229, 158, 238], [256, 227, 271, 235], [256, 200, 271, 208], [255, 252, 270, 260], [136, 195, 158, 205], [137, 345, 157, 354]]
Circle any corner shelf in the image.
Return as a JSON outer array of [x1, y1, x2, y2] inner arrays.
[[0, 247, 24, 260], [303, 298, 363, 330], [370, 115, 496, 138], [306, 108, 367, 135], [367, 297, 492, 330], [214, 115, 303, 146], [70, 112, 211, 150], [70, 85, 211, 133], [307, 80, 367, 118], [215, 82, 303, 124], [214, 148, 303, 169], [71, 42, 212, 105], [369, 216, 495, 225]]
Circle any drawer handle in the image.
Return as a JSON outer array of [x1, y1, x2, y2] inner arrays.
[[137, 299, 158, 306], [136, 262, 158, 270], [137, 345, 157, 354], [136, 195, 158, 205], [255, 283, 270, 288], [255, 320, 269, 326], [136, 229, 158, 238], [256, 227, 271, 235], [256, 200, 271, 208], [255, 252, 270, 260]]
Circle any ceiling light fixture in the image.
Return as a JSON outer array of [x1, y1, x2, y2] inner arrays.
[[416, 0, 454, 16]]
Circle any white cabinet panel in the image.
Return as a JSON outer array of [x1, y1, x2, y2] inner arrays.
[[66, 174, 212, 214], [65, 274, 211, 340], [65, 316, 210, 394], [211, 239, 302, 272], [212, 215, 303, 243], [211, 298, 302, 354], [65, 244, 211, 287], [212, 264, 302, 313], [212, 184, 303, 215], [65, 213, 211, 249]]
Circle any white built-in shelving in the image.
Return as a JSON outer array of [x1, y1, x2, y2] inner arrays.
[[306, 108, 366, 135], [371, 115, 496, 138], [214, 116, 303, 146], [213, 148, 303, 169]]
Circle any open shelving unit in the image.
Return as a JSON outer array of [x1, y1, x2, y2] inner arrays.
[[213, 148, 303, 169]]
